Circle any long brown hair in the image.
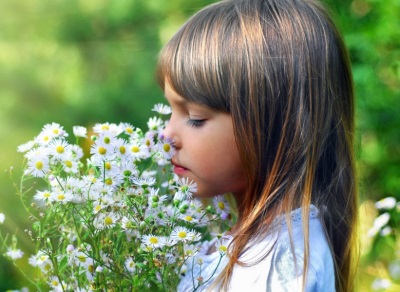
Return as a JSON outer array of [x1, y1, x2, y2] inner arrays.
[[157, 0, 358, 291]]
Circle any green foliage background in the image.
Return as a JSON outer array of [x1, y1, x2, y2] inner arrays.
[[0, 0, 398, 290]]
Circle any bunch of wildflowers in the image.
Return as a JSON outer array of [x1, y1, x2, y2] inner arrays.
[[2, 104, 234, 291]]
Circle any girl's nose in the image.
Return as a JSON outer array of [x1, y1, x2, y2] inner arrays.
[[162, 120, 173, 141], [162, 117, 180, 149]]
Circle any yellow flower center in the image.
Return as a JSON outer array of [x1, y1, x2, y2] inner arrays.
[[35, 161, 44, 170], [43, 136, 50, 141], [126, 127, 133, 134], [56, 145, 64, 154], [103, 137, 111, 144], [101, 125, 109, 130], [88, 264, 94, 273], [131, 146, 140, 153], [104, 216, 113, 225], [163, 144, 171, 152], [146, 139, 151, 146], [43, 192, 51, 198], [77, 255, 86, 263], [185, 216, 193, 222], [95, 205, 102, 212], [52, 129, 59, 135], [119, 146, 126, 154], [65, 160, 72, 168], [125, 221, 134, 229], [105, 162, 111, 170], [105, 178, 112, 185], [149, 237, 159, 244], [57, 194, 65, 201], [178, 231, 187, 239], [51, 280, 59, 286], [40, 255, 48, 261], [218, 202, 225, 210], [98, 147, 107, 155], [219, 245, 227, 253]]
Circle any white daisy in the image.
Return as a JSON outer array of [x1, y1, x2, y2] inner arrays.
[[17, 140, 36, 153], [156, 137, 175, 160], [100, 160, 119, 176], [38, 258, 54, 274], [42, 122, 68, 138], [70, 144, 84, 160], [26, 151, 50, 178], [128, 140, 150, 160], [213, 195, 230, 219], [90, 141, 114, 161], [176, 177, 197, 200], [152, 103, 172, 115], [94, 212, 119, 230], [141, 234, 166, 249], [97, 131, 118, 148], [143, 132, 155, 150], [124, 256, 136, 273], [147, 187, 167, 205], [170, 226, 200, 244], [102, 173, 124, 187], [179, 213, 199, 224], [119, 122, 136, 136], [132, 177, 156, 188], [34, 190, 52, 202], [114, 138, 131, 160], [62, 157, 79, 174], [174, 191, 185, 202], [48, 139, 70, 161], [93, 122, 120, 134], [6, 248, 24, 260], [73, 125, 87, 138], [50, 191, 73, 204], [119, 159, 138, 179], [183, 243, 199, 258], [147, 116, 164, 132], [28, 251, 48, 267], [215, 236, 232, 255], [93, 202, 106, 214], [35, 131, 54, 146], [48, 276, 66, 292], [74, 251, 91, 266], [375, 197, 396, 210]]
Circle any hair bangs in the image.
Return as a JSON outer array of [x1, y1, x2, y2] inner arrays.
[[157, 2, 240, 112]]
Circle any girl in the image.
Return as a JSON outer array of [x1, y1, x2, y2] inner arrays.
[[158, 0, 358, 291]]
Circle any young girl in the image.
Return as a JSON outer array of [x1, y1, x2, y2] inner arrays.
[[158, 0, 358, 291]]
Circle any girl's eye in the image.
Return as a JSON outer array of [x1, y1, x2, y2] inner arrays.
[[186, 119, 206, 128]]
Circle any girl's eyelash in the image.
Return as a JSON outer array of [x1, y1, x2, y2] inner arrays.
[[186, 119, 206, 128]]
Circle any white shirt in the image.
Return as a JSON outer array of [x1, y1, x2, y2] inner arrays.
[[177, 205, 335, 292]]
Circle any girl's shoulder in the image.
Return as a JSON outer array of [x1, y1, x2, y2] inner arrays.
[[229, 205, 335, 291]]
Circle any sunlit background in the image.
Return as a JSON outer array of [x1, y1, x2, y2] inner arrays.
[[0, 0, 399, 290]]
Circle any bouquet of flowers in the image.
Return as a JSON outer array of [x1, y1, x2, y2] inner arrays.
[[1, 104, 233, 291]]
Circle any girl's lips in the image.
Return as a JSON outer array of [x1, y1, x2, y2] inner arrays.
[[171, 160, 188, 175]]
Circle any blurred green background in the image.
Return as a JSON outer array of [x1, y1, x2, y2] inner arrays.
[[0, 0, 398, 290]]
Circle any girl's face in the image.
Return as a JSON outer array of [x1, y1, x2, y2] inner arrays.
[[163, 82, 247, 199]]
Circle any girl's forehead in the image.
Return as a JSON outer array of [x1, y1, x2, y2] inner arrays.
[[164, 82, 186, 104]]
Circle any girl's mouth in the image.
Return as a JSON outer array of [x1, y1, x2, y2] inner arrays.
[[171, 160, 188, 175]]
